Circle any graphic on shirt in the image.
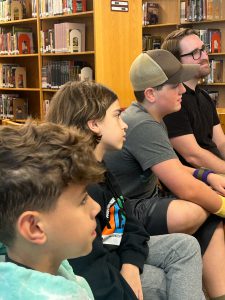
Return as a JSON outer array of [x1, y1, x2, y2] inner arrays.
[[102, 196, 126, 246]]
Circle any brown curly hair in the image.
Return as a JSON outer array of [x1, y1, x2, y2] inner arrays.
[[0, 122, 104, 246]]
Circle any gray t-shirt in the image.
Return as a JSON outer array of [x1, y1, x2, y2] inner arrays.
[[104, 102, 177, 199]]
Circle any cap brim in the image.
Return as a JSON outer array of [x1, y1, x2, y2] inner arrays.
[[165, 64, 199, 85]]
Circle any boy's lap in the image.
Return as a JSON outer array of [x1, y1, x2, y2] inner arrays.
[[128, 196, 222, 255]]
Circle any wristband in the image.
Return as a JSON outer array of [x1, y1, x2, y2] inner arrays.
[[193, 168, 214, 185], [215, 196, 225, 218]]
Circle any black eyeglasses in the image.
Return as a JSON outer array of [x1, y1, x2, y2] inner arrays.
[[180, 44, 209, 60]]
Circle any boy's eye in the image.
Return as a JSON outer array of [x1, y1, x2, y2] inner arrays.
[[81, 194, 88, 205]]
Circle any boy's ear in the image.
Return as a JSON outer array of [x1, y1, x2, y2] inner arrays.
[[144, 87, 156, 103], [87, 119, 101, 134], [17, 211, 47, 245]]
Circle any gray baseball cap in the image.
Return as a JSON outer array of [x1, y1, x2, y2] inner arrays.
[[130, 49, 200, 91]]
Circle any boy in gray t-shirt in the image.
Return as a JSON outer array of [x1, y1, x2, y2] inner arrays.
[[105, 49, 225, 300]]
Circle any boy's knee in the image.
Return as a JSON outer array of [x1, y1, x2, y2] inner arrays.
[[167, 201, 208, 234]]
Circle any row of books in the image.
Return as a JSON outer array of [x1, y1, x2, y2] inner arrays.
[[38, 0, 87, 17], [0, 0, 26, 22], [0, 64, 26, 88], [199, 29, 221, 53], [143, 34, 162, 51], [205, 60, 224, 83], [0, 94, 28, 120], [41, 60, 93, 89], [180, 0, 223, 23], [143, 2, 159, 26], [0, 26, 34, 55], [208, 90, 219, 106], [40, 22, 85, 53]]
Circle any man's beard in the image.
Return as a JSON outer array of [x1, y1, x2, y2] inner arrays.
[[197, 59, 210, 79]]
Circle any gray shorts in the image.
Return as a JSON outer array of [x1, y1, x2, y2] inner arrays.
[[127, 193, 223, 255]]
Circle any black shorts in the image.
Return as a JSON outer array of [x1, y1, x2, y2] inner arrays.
[[127, 194, 223, 255]]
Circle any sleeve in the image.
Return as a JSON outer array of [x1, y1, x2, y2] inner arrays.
[[126, 120, 177, 171], [163, 106, 193, 138], [117, 200, 150, 273], [212, 102, 220, 126]]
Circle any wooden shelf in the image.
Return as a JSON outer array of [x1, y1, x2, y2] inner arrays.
[[208, 52, 225, 56], [0, 88, 40, 91], [180, 19, 225, 26], [0, 0, 143, 120], [143, 23, 178, 29], [40, 11, 94, 20], [42, 88, 58, 92], [0, 18, 37, 26], [0, 54, 39, 58], [201, 83, 225, 86], [41, 51, 94, 56]]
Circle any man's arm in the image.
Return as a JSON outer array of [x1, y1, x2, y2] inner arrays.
[[170, 133, 225, 174], [151, 158, 222, 213], [212, 124, 225, 160]]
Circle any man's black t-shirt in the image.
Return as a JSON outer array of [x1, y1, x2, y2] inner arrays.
[[163, 84, 221, 167]]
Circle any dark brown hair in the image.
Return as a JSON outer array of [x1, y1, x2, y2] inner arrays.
[[161, 28, 199, 60], [0, 122, 104, 246], [46, 81, 118, 147]]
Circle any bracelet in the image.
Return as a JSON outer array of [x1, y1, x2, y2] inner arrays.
[[193, 168, 214, 184], [215, 196, 225, 218]]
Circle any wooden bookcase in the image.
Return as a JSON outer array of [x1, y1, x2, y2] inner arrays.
[[0, 0, 142, 121], [142, 0, 225, 109]]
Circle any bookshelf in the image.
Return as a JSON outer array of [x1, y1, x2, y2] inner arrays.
[[0, 0, 142, 121], [142, 0, 225, 108]]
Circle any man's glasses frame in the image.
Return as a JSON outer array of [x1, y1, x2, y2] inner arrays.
[[180, 44, 209, 60]]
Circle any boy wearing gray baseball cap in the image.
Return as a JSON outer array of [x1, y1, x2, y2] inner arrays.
[[105, 49, 225, 299]]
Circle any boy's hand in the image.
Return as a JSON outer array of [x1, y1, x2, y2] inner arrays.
[[120, 263, 143, 300], [207, 173, 225, 196]]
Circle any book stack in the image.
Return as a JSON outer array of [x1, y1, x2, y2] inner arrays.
[[0, 26, 34, 55], [143, 2, 159, 25], [206, 60, 223, 83], [180, 0, 222, 22], [41, 60, 93, 89], [39, 0, 87, 17], [199, 29, 221, 53], [0, 94, 28, 120], [0, 0, 27, 22], [208, 90, 219, 106], [0, 63, 27, 88], [143, 35, 162, 51], [41, 22, 85, 53]]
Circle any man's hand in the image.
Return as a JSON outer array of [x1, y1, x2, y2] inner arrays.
[[120, 263, 143, 300]]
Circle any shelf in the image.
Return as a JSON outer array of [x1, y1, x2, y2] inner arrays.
[[40, 11, 94, 20], [0, 54, 39, 58], [180, 18, 225, 26], [208, 52, 225, 56], [0, 18, 37, 26], [0, 88, 40, 91], [41, 51, 94, 56], [143, 22, 178, 29], [42, 88, 58, 92], [201, 83, 225, 86]]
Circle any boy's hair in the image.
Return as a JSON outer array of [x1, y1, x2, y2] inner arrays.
[[0, 122, 104, 247], [134, 83, 165, 103], [161, 28, 199, 60], [46, 81, 118, 147]]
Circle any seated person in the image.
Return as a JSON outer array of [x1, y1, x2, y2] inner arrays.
[[46, 80, 204, 300], [104, 49, 225, 300], [0, 122, 104, 299], [161, 28, 225, 174]]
